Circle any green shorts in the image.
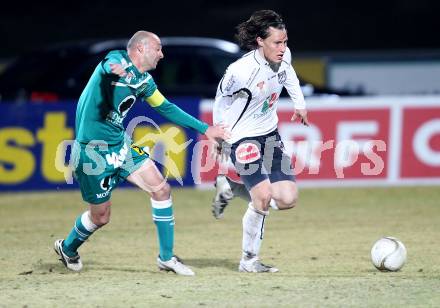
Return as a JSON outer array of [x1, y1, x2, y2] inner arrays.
[[72, 141, 149, 204]]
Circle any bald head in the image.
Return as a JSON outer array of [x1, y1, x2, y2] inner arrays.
[[127, 31, 159, 50], [126, 30, 163, 73]]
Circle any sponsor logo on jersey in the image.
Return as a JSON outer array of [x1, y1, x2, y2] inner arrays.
[[106, 110, 124, 126], [261, 93, 278, 113], [225, 75, 236, 92], [118, 95, 136, 118], [235, 143, 261, 164], [257, 81, 265, 90], [268, 93, 277, 107], [125, 72, 134, 83], [105, 144, 128, 168], [278, 70, 287, 84]]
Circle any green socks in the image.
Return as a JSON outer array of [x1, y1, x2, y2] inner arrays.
[[151, 198, 174, 261], [63, 211, 98, 257]]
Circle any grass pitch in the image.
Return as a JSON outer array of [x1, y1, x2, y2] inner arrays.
[[0, 186, 439, 307]]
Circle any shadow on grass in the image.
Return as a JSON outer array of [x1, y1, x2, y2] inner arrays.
[[31, 261, 76, 275], [33, 256, 237, 274], [33, 260, 156, 275], [184, 258, 237, 271]]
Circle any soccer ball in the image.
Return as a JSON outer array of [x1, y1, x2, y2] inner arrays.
[[371, 237, 407, 271]]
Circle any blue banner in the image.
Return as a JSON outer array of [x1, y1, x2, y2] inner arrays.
[[0, 98, 201, 191]]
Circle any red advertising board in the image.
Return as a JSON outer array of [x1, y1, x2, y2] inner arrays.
[[197, 97, 440, 187], [401, 107, 440, 177]]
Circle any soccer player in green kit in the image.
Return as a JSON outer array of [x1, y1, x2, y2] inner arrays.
[[54, 31, 230, 276]]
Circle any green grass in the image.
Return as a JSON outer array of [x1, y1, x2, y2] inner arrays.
[[0, 186, 439, 307]]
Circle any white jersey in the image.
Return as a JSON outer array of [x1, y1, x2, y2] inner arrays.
[[213, 47, 305, 144]]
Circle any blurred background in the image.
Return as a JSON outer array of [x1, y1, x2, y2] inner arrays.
[[0, 1, 439, 190], [2, 0, 440, 98], [2, 1, 440, 55]]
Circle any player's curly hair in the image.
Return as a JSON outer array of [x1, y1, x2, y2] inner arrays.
[[235, 10, 286, 51]]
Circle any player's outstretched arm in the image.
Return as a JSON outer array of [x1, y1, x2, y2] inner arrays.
[[145, 90, 231, 140]]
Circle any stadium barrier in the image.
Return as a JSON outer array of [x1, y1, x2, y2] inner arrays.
[[0, 98, 200, 191], [197, 96, 440, 187], [0, 96, 439, 191]]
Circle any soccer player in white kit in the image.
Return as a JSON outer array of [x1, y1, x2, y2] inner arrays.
[[212, 10, 309, 272]]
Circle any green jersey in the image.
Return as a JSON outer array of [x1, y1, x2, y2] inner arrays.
[[75, 50, 157, 144], [72, 49, 210, 204]]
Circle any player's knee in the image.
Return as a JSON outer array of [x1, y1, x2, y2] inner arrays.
[[151, 182, 171, 201], [91, 211, 110, 226], [277, 193, 298, 210], [284, 195, 298, 209], [89, 201, 111, 226], [262, 192, 272, 207], [255, 190, 272, 210]]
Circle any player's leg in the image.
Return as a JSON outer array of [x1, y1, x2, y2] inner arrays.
[[212, 141, 278, 219], [264, 131, 297, 210], [127, 159, 173, 260], [55, 194, 112, 272], [62, 201, 110, 256], [227, 177, 251, 201], [61, 168, 115, 257], [212, 144, 252, 219], [238, 179, 278, 273], [212, 174, 238, 219], [213, 173, 287, 217], [230, 138, 278, 273], [270, 180, 298, 209], [55, 143, 116, 272], [126, 155, 194, 276], [55, 201, 110, 271]]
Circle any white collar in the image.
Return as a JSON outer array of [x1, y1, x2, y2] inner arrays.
[[254, 49, 282, 72], [254, 49, 270, 67]]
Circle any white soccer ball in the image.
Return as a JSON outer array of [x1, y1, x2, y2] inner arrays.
[[371, 237, 407, 271]]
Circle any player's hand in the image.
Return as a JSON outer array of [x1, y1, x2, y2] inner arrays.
[[205, 124, 230, 162], [204, 123, 231, 143], [291, 108, 309, 126], [110, 63, 127, 77]]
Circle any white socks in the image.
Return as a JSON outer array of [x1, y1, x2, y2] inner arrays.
[[269, 199, 279, 210], [81, 211, 98, 232], [242, 203, 268, 260]]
